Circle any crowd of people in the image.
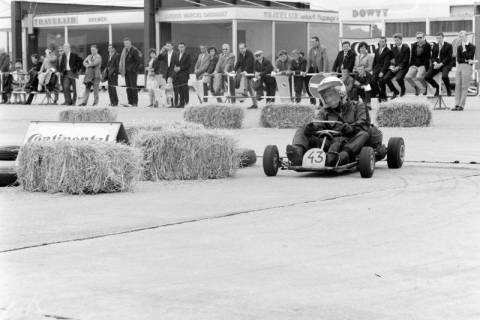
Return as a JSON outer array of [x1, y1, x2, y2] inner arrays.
[[0, 30, 476, 111]]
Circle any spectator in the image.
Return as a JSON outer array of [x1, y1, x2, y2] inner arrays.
[[333, 41, 356, 74], [25, 53, 43, 104], [0, 47, 11, 103], [105, 45, 120, 106], [79, 44, 102, 106], [253, 50, 276, 104], [372, 36, 392, 102], [235, 43, 257, 109], [354, 42, 374, 73], [306, 36, 329, 105], [290, 49, 307, 103], [341, 68, 354, 100], [214, 43, 235, 103], [38, 48, 59, 104], [145, 48, 161, 108], [173, 42, 191, 108], [275, 49, 293, 102], [425, 32, 453, 97], [352, 64, 373, 109], [194, 45, 211, 103], [381, 33, 410, 99], [453, 30, 475, 111], [203, 47, 219, 102], [405, 32, 431, 96], [59, 43, 82, 106], [119, 37, 142, 107], [10, 60, 27, 103], [156, 41, 176, 83]]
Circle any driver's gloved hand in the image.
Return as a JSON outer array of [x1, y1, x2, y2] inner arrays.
[[340, 123, 355, 135], [304, 123, 318, 137]]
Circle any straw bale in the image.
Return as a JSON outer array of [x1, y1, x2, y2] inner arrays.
[[260, 104, 315, 128], [376, 101, 432, 127], [184, 104, 244, 129], [59, 107, 117, 122]]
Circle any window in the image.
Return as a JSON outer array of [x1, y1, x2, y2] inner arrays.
[[68, 25, 109, 63], [386, 22, 426, 37], [343, 24, 371, 39], [37, 27, 64, 55], [430, 20, 472, 34]]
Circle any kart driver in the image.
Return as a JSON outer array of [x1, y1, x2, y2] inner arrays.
[[286, 76, 370, 166]]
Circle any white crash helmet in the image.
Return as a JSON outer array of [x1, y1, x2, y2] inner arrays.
[[317, 76, 347, 105]]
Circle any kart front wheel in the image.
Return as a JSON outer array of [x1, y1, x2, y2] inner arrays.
[[263, 145, 280, 176], [387, 137, 405, 169], [358, 146, 375, 178]]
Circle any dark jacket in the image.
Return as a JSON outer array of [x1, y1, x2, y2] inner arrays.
[[431, 41, 453, 67], [353, 71, 372, 86], [410, 42, 431, 69], [235, 49, 255, 73], [456, 43, 476, 64], [391, 43, 410, 70], [173, 51, 191, 83], [59, 52, 82, 74], [332, 49, 356, 73], [156, 50, 177, 79], [106, 52, 120, 79], [206, 55, 219, 74], [254, 57, 275, 84], [290, 57, 307, 74], [317, 101, 369, 134], [0, 53, 10, 72], [372, 46, 392, 75], [124, 46, 142, 75]]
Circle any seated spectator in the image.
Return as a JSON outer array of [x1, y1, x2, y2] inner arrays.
[[341, 68, 354, 100], [38, 48, 59, 103], [333, 41, 356, 74], [352, 64, 373, 109], [290, 49, 307, 103], [203, 47, 219, 102], [254, 50, 276, 104], [354, 42, 374, 73], [214, 43, 235, 103], [25, 53, 43, 104], [275, 50, 291, 74], [10, 60, 28, 103]]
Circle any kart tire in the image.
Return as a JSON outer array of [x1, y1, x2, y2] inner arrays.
[[358, 146, 375, 178], [0, 145, 20, 161], [0, 166, 18, 187], [238, 148, 257, 168], [263, 145, 280, 177], [387, 137, 405, 169]]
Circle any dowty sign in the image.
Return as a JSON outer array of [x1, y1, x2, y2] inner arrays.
[[352, 9, 389, 18]]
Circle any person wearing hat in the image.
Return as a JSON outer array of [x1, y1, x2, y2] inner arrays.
[[253, 50, 276, 105], [286, 76, 370, 166]]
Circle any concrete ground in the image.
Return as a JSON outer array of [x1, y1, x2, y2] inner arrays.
[[0, 92, 479, 319]]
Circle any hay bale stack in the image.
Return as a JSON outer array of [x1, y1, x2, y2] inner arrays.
[[59, 107, 117, 122], [17, 141, 142, 194], [376, 101, 432, 127], [125, 121, 205, 143], [184, 104, 244, 129], [134, 129, 239, 180], [260, 104, 315, 128]]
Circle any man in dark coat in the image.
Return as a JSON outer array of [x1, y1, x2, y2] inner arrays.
[[119, 38, 142, 107], [332, 41, 356, 74], [58, 43, 83, 105], [253, 50, 276, 104], [381, 33, 410, 99], [156, 41, 176, 81], [405, 32, 431, 95], [372, 37, 392, 102], [0, 48, 10, 103], [25, 53, 43, 104], [235, 42, 257, 109], [105, 45, 120, 106], [173, 42, 191, 108], [424, 32, 453, 96], [290, 49, 307, 103]]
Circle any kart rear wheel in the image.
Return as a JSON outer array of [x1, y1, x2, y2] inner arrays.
[[387, 137, 405, 169], [263, 145, 280, 176], [0, 145, 20, 161], [0, 167, 18, 187], [358, 146, 375, 178]]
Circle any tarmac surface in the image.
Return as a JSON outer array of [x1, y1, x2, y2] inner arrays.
[[0, 93, 479, 319]]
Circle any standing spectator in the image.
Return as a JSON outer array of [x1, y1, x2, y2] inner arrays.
[[156, 41, 176, 82], [214, 43, 235, 103], [145, 48, 161, 108], [253, 50, 276, 104], [105, 45, 120, 106], [381, 33, 410, 99], [372, 37, 392, 102], [79, 45, 102, 106], [425, 32, 453, 97], [0, 47, 10, 103], [25, 53, 43, 104], [290, 49, 307, 103], [354, 42, 374, 73], [275, 49, 293, 102], [59, 43, 82, 105], [332, 41, 356, 74], [306, 36, 329, 105], [194, 45, 211, 103], [119, 37, 141, 107], [235, 43, 257, 109], [173, 42, 191, 108], [405, 32, 431, 96], [352, 64, 373, 109], [203, 47, 219, 103], [453, 30, 475, 111]]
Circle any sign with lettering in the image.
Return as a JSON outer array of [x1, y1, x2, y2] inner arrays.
[[30, 10, 143, 28], [23, 121, 129, 144], [351, 8, 389, 19]]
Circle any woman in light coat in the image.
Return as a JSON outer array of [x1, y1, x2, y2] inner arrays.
[[353, 42, 374, 73], [79, 44, 102, 106]]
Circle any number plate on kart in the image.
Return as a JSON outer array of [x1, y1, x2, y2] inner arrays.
[[302, 148, 326, 169]]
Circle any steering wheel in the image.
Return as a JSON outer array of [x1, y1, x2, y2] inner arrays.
[[316, 129, 341, 140]]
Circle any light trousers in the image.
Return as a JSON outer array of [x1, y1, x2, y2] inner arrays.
[[455, 63, 472, 107]]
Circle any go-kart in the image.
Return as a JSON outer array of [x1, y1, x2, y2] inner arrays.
[[262, 121, 405, 178]]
